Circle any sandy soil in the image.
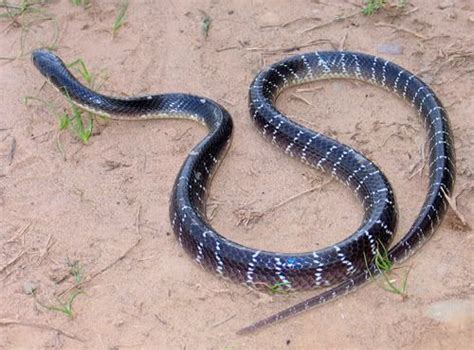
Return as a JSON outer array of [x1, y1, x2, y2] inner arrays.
[[1, 0, 473, 349]]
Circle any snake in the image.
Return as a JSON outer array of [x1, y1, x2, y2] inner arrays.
[[32, 49, 455, 334]]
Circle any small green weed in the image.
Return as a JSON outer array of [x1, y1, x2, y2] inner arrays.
[[67, 59, 93, 86], [362, 0, 408, 15], [34, 259, 85, 319], [35, 289, 83, 319], [70, 0, 90, 7], [112, 0, 128, 38], [62, 58, 99, 143], [67, 258, 84, 284], [63, 97, 94, 144], [26, 57, 104, 144], [362, 0, 386, 15], [0, 1, 59, 60], [266, 281, 291, 295], [199, 10, 211, 38], [396, 0, 408, 8], [0, 0, 43, 19], [364, 244, 410, 299], [58, 112, 70, 131]]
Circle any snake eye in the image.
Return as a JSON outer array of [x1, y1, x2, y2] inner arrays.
[[31, 50, 40, 67]]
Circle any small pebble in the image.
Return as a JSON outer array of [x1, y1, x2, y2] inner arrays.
[[438, 0, 454, 9], [114, 320, 125, 327], [446, 10, 457, 19], [426, 298, 474, 329], [23, 281, 37, 295], [377, 43, 404, 55]]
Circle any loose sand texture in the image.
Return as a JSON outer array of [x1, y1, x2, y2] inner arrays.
[[0, 0, 473, 349]]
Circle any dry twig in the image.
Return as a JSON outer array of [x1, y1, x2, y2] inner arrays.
[[441, 185, 472, 229], [173, 127, 193, 142], [6, 223, 31, 244], [7, 136, 16, 165], [245, 39, 334, 54], [339, 31, 348, 51], [260, 16, 321, 29], [296, 86, 323, 93], [215, 45, 240, 53], [263, 180, 331, 214], [0, 249, 26, 273], [235, 180, 332, 226], [235, 209, 263, 227], [374, 22, 426, 40], [57, 206, 143, 296], [301, 11, 359, 34], [210, 313, 236, 328], [0, 319, 85, 342], [408, 141, 426, 179], [289, 93, 312, 106], [36, 234, 54, 265]]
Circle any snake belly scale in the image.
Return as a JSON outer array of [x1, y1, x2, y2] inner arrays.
[[32, 50, 455, 334]]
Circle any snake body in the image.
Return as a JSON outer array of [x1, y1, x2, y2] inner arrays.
[[32, 50, 455, 334]]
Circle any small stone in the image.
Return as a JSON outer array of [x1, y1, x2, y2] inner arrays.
[[23, 281, 37, 295], [114, 320, 125, 327], [426, 299, 474, 330], [446, 10, 457, 19], [377, 43, 404, 55], [468, 15, 474, 23], [49, 270, 70, 284], [438, 0, 454, 9]]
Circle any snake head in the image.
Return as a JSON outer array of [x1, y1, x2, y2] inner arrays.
[[31, 49, 85, 100], [31, 49, 68, 84]]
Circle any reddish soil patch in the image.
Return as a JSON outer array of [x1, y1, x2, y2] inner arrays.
[[1, 1, 472, 349]]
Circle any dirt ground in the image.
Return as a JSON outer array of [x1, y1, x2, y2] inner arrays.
[[1, 0, 473, 349]]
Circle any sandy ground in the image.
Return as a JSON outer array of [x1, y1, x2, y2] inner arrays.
[[1, 0, 473, 349]]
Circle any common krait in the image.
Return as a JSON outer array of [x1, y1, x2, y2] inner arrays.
[[32, 49, 455, 334]]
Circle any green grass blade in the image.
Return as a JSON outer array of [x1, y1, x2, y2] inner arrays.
[[112, 0, 128, 38]]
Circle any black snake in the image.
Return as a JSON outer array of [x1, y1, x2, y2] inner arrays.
[[32, 49, 455, 334]]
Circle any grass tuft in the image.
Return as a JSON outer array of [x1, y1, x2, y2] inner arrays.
[[112, 0, 128, 38], [33, 259, 85, 319], [0, 0, 59, 60], [364, 243, 410, 299], [67, 258, 84, 284], [198, 10, 212, 38], [362, 0, 408, 15], [266, 281, 291, 295], [35, 289, 83, 319], [26, 57, 105, 145], [362, 0, 386, 15], [70, 0, 90, 8], [67, 59, 93, 86], [60, 92, 94, 144]]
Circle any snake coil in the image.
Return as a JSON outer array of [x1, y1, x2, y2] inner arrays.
[[32, 49, 455, 334]]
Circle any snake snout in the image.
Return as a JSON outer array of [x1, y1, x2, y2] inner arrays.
[[31, 49, 61, 78]]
